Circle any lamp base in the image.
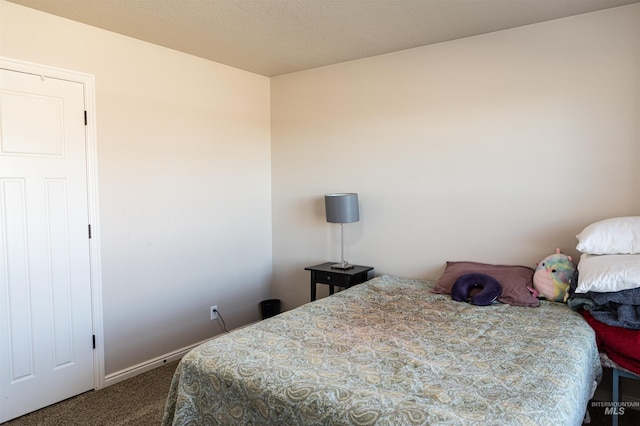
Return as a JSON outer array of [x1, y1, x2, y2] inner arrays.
[[331, 262, 355, 270]]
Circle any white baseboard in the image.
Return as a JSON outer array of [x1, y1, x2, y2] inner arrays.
[[103, 321, 261, 388], [103, 337, 212, 387]]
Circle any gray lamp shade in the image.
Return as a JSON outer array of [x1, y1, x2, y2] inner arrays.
[[325, 193, 359, 223]]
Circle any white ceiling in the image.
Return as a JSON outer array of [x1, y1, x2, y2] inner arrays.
[[8, 0, 640, 76]]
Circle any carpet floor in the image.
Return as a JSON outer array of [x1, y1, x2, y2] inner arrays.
[[2, 360, 179, 426], [3, 359, 639, 425]]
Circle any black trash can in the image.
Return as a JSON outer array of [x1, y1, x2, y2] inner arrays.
[[260, 299, 281, 320]]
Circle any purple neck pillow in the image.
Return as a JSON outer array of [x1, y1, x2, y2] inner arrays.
[[451, 273, 502, 306]]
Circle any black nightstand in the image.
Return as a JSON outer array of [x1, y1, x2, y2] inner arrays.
[[305, 263, 374, 301]]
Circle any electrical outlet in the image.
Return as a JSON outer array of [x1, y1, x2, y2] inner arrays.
[[210, 305, 218, 320]]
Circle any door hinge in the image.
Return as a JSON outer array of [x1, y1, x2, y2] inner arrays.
[[92, 335, 96, 349], [88, 224, 92, 239], [84, 110, 88, 125]]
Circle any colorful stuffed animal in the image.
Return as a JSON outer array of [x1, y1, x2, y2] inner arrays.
[[531, 248, 576, 302]]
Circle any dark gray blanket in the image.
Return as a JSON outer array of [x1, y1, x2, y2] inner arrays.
[[569, 287, 640, 329]]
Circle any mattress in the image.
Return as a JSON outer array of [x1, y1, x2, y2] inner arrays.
[[163, 275, 602, 425]]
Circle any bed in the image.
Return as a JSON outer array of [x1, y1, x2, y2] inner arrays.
[[163, 274, 601, 426], [568, 216, 640, 426]]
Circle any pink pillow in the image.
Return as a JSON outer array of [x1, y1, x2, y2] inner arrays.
[[433, 261, 539, 307]]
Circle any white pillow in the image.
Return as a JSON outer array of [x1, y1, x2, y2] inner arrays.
[[576, 216, 640, 255], [575, 253, 640, 293]]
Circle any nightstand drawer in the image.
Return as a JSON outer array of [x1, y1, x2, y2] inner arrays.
[[314, 272, 349, 287], [305, 263, 374, 301]]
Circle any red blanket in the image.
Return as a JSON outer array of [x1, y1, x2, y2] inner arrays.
[[581, 310, 640, 375]]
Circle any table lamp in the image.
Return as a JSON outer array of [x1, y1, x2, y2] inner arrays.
[[324, 193, 359, 269]]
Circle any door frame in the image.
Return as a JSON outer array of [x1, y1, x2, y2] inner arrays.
[[0, 56, 105, 389]]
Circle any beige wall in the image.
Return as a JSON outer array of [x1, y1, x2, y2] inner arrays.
[[271, 4, 640, 310], [1, 1, 273, 375]]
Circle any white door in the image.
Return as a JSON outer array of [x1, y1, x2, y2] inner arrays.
[[0, 69, 94, 422]]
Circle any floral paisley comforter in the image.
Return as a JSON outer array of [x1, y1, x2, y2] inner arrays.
[[163, 275, 601, 426]]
